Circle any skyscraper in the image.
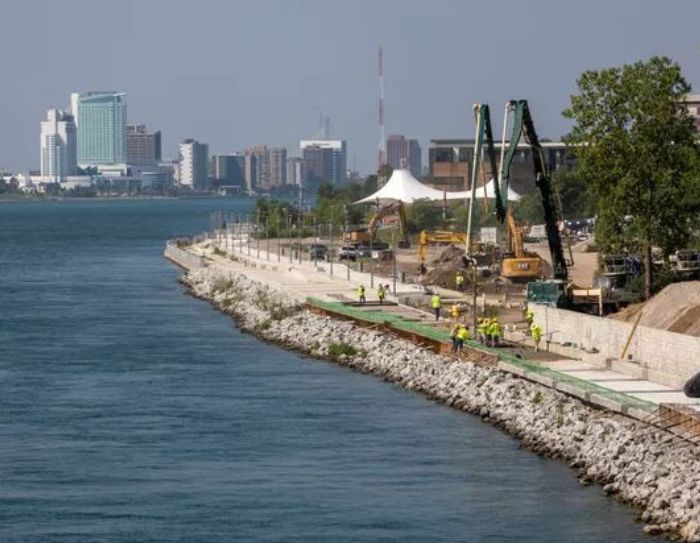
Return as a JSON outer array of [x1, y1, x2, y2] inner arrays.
[[387, 134, 422, 177], [286, 157, 303, 186], [72, 92, 127, 171], [210, 153, 246, 187], [267, 147, 287, 188], [127, 125, 161, 168], [300, 139, 347, 185], [178, 139, 209, 188], [40, 108, 77, 181]]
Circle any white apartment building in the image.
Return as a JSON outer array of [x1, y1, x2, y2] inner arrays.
[[178, 139, 209, 188], [40, 108, 77, 181]]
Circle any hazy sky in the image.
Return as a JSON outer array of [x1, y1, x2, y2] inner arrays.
[[2, 0, 699, 174]]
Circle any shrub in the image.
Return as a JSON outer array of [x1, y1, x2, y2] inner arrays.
[[328, 342, 358, 359]]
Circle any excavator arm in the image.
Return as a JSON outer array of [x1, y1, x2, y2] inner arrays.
[[500, 100, 568, 281], [367, 201, 410, 248]]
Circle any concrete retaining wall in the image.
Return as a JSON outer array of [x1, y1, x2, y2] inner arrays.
[[164, 242, 206, 270], [533, 305, 700, 389]]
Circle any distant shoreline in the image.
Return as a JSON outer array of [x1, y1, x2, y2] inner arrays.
[[0, 194, 254, 204]]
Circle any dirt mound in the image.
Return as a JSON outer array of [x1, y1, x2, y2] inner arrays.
[[431, 245, 465, 265], [423, 245, 467, 288], [609, 281, 700, 336]]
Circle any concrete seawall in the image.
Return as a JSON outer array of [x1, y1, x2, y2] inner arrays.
[[169, 243, 700, 542], [533, 305, 700, 389], [164, 242, 207, 270]]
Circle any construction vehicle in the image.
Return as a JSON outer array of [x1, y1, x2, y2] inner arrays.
[[418, 230, 467, 263], [500, 209, 544, 281], [345, 201, 410, 248]]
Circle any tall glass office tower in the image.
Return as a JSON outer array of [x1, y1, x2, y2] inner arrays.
[[72, 92, 127, 169]]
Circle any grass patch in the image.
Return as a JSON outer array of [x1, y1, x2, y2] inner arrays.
[[328, 342, 359, 360]]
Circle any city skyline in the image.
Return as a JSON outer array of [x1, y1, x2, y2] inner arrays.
[[2, 1, 699, 175]]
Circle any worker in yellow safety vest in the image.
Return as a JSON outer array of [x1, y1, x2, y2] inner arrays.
[[455, 271, 465, 292], [530, 322, 543, 351], [457, 324, 469, 351], [489, 319, 501, 347], [450, 303, 461, 321], [450, 322, 461, 352], [357, 284, 366, 305], [431, 293, 441, 321], [479, 318, 490, 345], [525, 306, 534, 328], [377, 284, 386, 305]]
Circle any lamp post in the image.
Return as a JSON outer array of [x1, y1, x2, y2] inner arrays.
[[297, 209, 302, 265], [277, 210, 281, 263], [265, 215, 270, 261], [245, 213, 250, 256], [344, 205, 350, 280], [256, 211, 260, 259]]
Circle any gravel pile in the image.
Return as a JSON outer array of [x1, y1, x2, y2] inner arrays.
[[183, 264, 700, 542]]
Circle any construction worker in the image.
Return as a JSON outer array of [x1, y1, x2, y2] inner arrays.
[[457, 323, 469, 351], [525, 305, 535, 328], [431, 293, 442, 321], [481, 317, 491, 345], [455, 271, 465, 292], [450, 322, 461, 352], [357, 284, 366, 305], [450, 302, 461, 321], [377, 284, 386, 305], [530, 322, 543, 351], [489, 318, 501, 348]]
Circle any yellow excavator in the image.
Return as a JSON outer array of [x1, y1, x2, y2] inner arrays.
[[500, 209, 544, 281], [418, 230, 467, 263], [345, 201, 410, 248]]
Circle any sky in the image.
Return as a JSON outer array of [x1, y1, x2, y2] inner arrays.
[[1, 0, 700, 174]]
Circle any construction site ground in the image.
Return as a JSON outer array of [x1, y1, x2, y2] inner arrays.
[[182, 234, 700, 423]]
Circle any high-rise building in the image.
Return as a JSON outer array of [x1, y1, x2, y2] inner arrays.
[[127, 125, 161, 168], [72, 92, 127, 171], [178, 139, 209, 188], [210, 153, 246, 187], [40, 108, 77, 181], [387, 134, 422, 177], [286, 157, 303, 186], [244, 153, 257, 192], [267, 147, 287, 188], [245, 146, 268, 191], [300, 139, 347, 185]]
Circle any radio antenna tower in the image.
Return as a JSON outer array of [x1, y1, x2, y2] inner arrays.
[[378, 46, 387, 185]]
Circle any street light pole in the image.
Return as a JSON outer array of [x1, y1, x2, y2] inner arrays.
[[344, 205, 350, 280], [277, 210, 281, 263]]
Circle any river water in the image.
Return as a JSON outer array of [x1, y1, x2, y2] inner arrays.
[[0, 199, 657, 542]]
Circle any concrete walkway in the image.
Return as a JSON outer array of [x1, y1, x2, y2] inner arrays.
[[186, 236, 699, 418]]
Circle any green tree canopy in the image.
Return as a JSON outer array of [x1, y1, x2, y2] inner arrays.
[[563, 56, 700, 298]]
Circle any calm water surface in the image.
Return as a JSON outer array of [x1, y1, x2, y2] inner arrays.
[[0, 199, 656, 542]]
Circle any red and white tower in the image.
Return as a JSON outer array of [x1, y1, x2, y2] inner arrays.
[[378, 46, 387, 183]]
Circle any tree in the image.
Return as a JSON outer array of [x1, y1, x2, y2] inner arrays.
[[553, 169, 594, 219], [563, 56, 700, 299]]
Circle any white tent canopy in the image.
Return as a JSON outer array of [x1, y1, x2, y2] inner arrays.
[[353, 168, 520, 205]]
